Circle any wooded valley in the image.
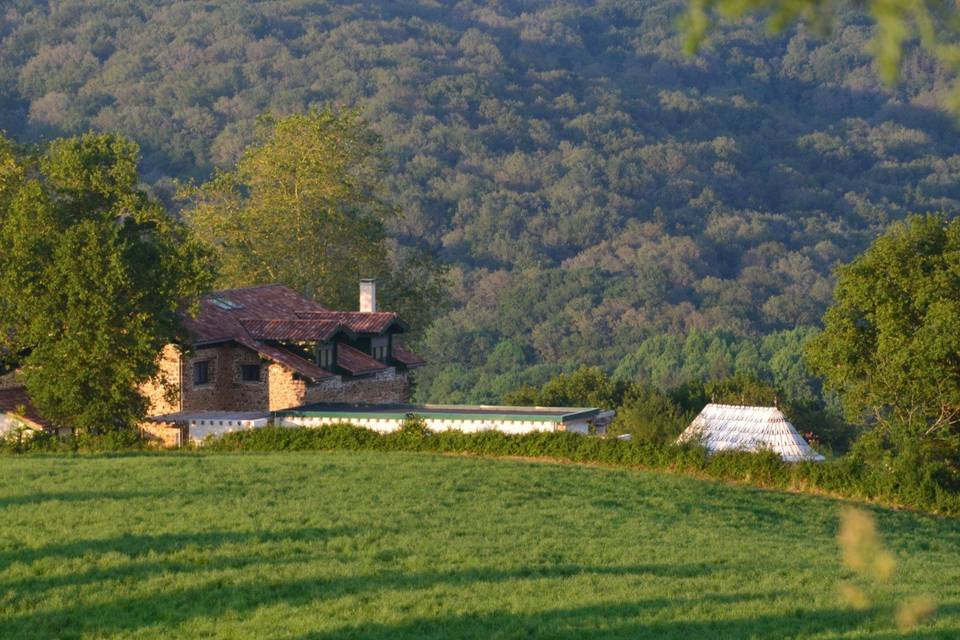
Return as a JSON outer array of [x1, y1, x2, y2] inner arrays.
[[2, 0, 959, 405]]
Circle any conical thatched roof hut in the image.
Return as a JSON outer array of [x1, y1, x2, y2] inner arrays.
[[677, 404, 825, 462]]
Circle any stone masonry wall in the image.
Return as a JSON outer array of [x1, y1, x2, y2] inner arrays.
[[304, 369, 411, 405], [266, 363, 308, 411], [145, 343, 412, 415], [139, 420, 185, 448], [268, 365, 411, 411], [142, 344, 182, 417], [181, 345, 270, 413], [229, 348, 271, 410]]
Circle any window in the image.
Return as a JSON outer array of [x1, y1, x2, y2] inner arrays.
[[193, 361, 210, 386], [240, 364, 260, 382], [316, 343, 335, 369], [210, 297, 244, 311], [371, 336, 389, 362]]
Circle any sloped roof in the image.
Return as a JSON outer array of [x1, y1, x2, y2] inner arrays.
[[0, 387, 50, 430], [180, 284, 423, 380], [677, 404, 825, 462], [392, 343, 426, 368], [233, 335, 334, 382], [180, 285, 336, 382], [335, 343, 391, 376], [182, 284, 330, 344], [240, 319, 348, 342], [295, 310, 406, 334]]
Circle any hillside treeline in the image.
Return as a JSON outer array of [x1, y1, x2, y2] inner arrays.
[[2, 1, 959, 403]]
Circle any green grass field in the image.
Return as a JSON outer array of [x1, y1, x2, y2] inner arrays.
[[1, 451, 959, 639]]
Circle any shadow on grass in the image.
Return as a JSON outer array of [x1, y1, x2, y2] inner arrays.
[[0, 489, 188, 509], [294, 601, 877, 640], [0, 526, 359, 594], [296, 603, 960, 639], [0, 542, 725, 639], [0, 526, 355, 569]]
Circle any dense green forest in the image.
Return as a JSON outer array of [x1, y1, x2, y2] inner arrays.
[[2, 0, 958, 404]]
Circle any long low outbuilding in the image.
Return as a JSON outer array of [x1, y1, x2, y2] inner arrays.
[[276, 403, 616, 435], [144, 403, 616, 445]]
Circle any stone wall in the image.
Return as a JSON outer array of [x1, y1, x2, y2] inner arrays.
[[264, 363, 411, 411], [265, 367, 410, 410], [304, 369, 411, 406], [181, 345, 270, 413], [139, 420, 185, 448], [266, 362, 308, 411], [145, 343, 412, 415], [229, 348, 271, 410], [142, 344, 182, 417]]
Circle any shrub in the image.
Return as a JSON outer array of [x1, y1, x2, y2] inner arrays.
[[75, 428, 145, 452], [609, 385, 691, 445], [199, 422, 960, 515], [0, 425, 61, 453], [0, 425, 146, 454], [3, 416, 957, 515]]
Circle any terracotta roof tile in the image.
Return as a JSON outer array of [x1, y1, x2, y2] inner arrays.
[[0, 387, 50, 430], [182, 284, 329, 344], [179, 285, 424, 379], [240, 319, 345, 342], [336, 343, 391, 376], [392, 344, 426, 368], [295, 311, 406, 334], [179, 286, 336, 381], [234, 335, 334, 382]]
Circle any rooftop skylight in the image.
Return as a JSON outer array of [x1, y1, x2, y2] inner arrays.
[[210, 297, 244, 311]]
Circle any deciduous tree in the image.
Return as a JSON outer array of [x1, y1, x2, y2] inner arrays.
[[807, 214, 960, 449], [0, 134, 214, 433], [683, 0, 960, 109], [185, 108, 446, 331]]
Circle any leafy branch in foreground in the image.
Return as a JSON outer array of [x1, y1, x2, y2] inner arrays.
[[837, 507, 937, 632], [682, 0, 960, 109]]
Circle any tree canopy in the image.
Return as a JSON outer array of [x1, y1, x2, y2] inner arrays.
[[0, 133, 214, 432], [683, 0, 960, 109], [807, 213, 960, 441], [185, 108, 446, 331], [0, 2, 959, 402]]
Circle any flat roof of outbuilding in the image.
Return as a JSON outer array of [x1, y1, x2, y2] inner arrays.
[[277, 403, 602, 423]]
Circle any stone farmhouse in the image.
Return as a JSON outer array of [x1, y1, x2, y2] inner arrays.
[[142, 280, 425, 418], [3, 279, 616, 447]]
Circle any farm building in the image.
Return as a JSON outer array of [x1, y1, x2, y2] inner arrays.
[[142, 279, 426, 418], [277, 403, 616, 435], [677, 403, 825, 462], [0, 386, 47, 437], [145, 404, 615, 445]]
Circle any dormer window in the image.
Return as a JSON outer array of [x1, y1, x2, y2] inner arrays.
[[315, 342, 335, 369], [371, 336, 389, 362]]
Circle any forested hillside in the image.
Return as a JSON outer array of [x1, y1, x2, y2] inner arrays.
[[2, 0, 958, 403]]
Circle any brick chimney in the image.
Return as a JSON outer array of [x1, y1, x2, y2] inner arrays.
[[359, 278, 377, 313]]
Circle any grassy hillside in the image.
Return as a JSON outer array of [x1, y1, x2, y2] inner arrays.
[[1, 451, 958, 638], [2, 1, 959, 403]]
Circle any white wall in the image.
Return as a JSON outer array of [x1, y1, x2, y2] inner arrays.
[[188, 417, 270, 443], [278, 415, 561, 434], [0, 413, 38, 438]]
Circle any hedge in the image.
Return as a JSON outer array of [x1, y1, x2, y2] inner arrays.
[[202, 421, 960, 516]]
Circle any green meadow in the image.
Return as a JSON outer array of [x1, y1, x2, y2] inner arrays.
[[1, 451, 959, 639]]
